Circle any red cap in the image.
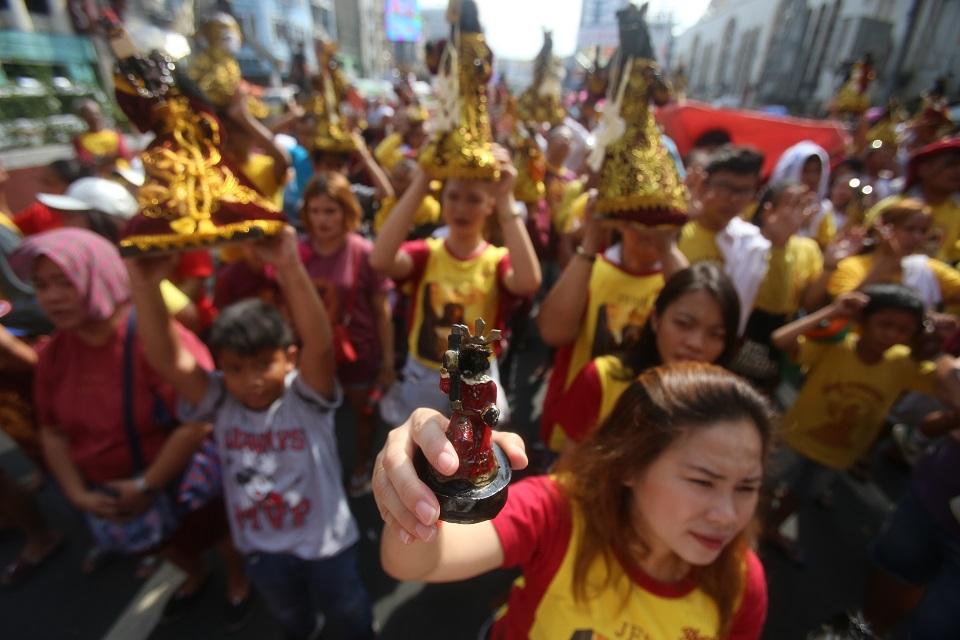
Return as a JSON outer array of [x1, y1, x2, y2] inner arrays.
[[905, 137, 960, 191]]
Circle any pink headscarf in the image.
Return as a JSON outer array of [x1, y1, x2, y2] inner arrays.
[[11, 228, 130, 322]]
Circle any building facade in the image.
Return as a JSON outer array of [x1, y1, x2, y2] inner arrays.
[[673, 0, 959, 114], [335, 0, 390, 78], [576, 0, 675, 65]]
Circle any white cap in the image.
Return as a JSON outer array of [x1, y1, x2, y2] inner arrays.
[[114, 157, 146, 187], [37, 177, 138, 219]]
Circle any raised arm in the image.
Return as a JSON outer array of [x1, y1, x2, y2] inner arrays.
[[493, 146, 541, 297], [352, 132, 395, 201], [125, 256, 210, 407], [227, 91, 291, 184], [251, 225, 335, 399], [771, 291, 868, 357], [369, 168, 428, 279], [537, 193, 600, 346]]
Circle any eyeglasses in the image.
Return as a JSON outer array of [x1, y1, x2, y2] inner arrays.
[[707, 179, 756, 200]]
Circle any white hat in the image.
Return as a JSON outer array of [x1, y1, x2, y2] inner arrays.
[[114, 157, 146, 187], [37, 177, 139, 219]]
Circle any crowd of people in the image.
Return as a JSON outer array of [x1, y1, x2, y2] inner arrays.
[[0, 2, 959, 639]]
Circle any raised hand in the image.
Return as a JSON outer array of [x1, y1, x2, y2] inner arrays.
[[124, 254, 180, 286], [491, 144, 518, 205], [824, 226, 867, 270], [830, 291, 869, 318], [372, 408, 527, 543], [250, 224, 299, 271]]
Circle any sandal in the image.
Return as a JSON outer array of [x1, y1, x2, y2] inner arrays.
[[1, 533, 64, 587]]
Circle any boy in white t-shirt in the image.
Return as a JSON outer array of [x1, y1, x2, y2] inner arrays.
[[126, 226, 373, 640]]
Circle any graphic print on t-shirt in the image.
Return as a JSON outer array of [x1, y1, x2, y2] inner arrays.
[[416, 281, 477, 364], [225, 427, 313, 532], [311, 275, 343, 322], [590, 297, 656, 359]]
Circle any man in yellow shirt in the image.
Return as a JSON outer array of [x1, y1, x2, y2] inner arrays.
[[680, 146, 825, 334], [765, 285, 960, 560], [72, 99, 132, 175]]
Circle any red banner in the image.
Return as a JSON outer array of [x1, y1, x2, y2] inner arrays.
[[656, 101, 851, 178]]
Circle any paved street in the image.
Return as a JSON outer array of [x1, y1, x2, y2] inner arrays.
[[0, 323, 914, 639]]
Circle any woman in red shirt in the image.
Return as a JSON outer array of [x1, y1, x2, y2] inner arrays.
[[374, 364, 773, 639], [11, 229, 251, 625]]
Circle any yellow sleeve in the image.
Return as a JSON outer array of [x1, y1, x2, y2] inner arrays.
[[816, 210, 836, 248], [904, 358, 938, 395], [0, 213, 22, 236], [827, 256, 868, 297], [160, 279, 191, 315], [929, 259, 960, 303], [678, 223, 722, 263], [374, 133, 402, 172], [794, 335, 829, 369], [374, 197, 396, 235], [755, 247, 791, 314], [414, 195, 442, 227]]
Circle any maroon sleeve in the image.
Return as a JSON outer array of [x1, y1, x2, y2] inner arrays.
[[492, 475, 570, 569], [397, 239, 431, 286], [553, 361, 603, 444], [727, 549, 768, 640]]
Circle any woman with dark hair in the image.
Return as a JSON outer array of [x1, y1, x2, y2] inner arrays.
[[299, 171, 394, 495], [374, 363, 772, 639], [552, 262, 740, 445]]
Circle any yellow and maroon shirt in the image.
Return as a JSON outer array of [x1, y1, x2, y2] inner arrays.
[[400, 237, 511, 370], [541, 252, 664, 451], [491, 476, 768, 640], [553, 355, 634, 444]]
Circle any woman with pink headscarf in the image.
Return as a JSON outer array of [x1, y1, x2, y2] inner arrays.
[[11, 229, 252, 626]]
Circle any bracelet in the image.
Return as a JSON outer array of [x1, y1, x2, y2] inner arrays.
[[575, 245, 597, 262]]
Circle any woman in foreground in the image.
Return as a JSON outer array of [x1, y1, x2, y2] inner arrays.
[[373, 363, 772, 639]]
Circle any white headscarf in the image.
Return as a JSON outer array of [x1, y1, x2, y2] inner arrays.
[[770, 140, 831, 201]]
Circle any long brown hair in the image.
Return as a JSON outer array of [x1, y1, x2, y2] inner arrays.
[[555, 363, 775, 637], [300, 170, 362, 237]]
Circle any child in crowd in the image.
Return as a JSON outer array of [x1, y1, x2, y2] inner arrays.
[[765, 285, 960, 560], [374, 364, 771, 639], [369, 146, 541, 425], [126, 226, 374, 640], [298, 172, 394, 495], [829, 198, 960, 309]]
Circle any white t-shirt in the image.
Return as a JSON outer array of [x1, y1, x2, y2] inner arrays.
[[180, 371, 358, 559]]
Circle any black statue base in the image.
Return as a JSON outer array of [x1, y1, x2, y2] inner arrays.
[[414, 442, 511, 524]]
